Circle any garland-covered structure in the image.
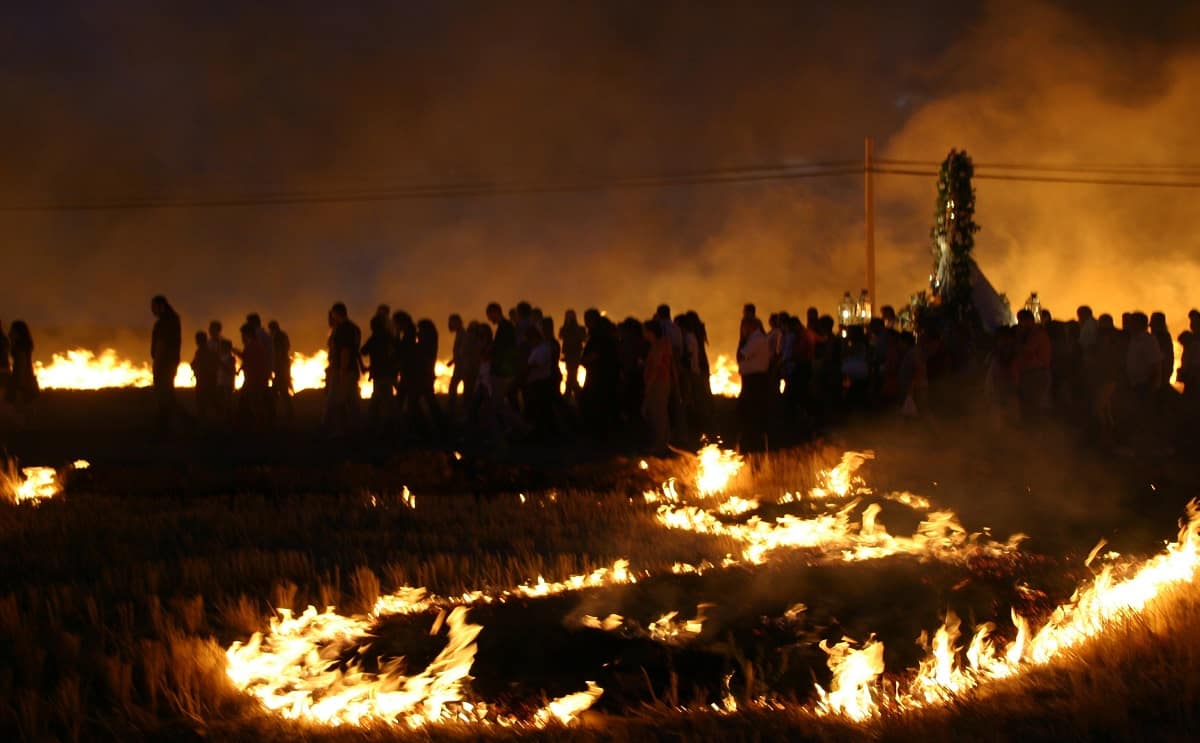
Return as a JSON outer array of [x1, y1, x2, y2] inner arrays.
[[929, 149, 1012, 332]]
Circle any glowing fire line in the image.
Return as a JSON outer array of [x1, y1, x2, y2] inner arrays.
[[815, 501, 1200, 720], [224, 445, 1196, 731], [35, 348, 746, 398]]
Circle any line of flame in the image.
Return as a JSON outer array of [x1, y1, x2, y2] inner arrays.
[[35, 348, 743, 398]]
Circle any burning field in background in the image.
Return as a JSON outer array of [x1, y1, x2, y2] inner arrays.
[[0, 442, 1198, 740], [33, 347, 748, 398]]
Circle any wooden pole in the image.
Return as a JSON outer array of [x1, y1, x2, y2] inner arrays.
[[864, 137, 876, 315]]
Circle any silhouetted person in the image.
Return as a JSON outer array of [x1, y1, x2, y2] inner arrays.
[[685, 310, 714, 433], [216, 339, 236, 424], [559, 309, 586, 398], [191, 330, 219, 424], [403, 318, 443, 441], [881, 305, 897, 330], [1015, 309, 1051, 421], [238, 322, 273, 431], [268, 320, 293, 423], [361, 314, 397, 432], [1150, 312, 1173, 388], [6, 320, 38, 411], [150, 296, 188, 434], [207, 320, 224, 354], [581, 309, 620, 440], [0, 319, 10, 402], [447, 314, 472, 415], [524, 323, 559, 441], [460, 321, 485, 420], [246, 313, 274, 385], [739, 303, 757, 351], [323, 302, 361, 437], [1179, 310, 1200, 401], [617, 317, 647, 431], [487, 302, 518, 410], [392, 311, 416, 423]]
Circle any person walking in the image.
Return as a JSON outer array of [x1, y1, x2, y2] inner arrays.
[[737, 316, 771, 451], [559, 309, 586, 398], [322, 302, 361, 437], [268, 320, 293, 423], [642, 320, 674, 454], [150, 296, 189, 434], [0, 319, 10, 403], [190, 330, 219, 425], [6, 321, 39, 413]]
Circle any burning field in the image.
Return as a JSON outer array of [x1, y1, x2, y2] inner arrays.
[[1, 433, 1199, 741], [32, 347, 748, 399]]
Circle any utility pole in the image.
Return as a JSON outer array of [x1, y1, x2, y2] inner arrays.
[[864, 136, 876, 315]]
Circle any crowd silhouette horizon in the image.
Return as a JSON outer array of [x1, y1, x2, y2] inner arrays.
[[1, 295, 1198, 458]]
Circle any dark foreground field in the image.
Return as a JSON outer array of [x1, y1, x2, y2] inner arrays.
[[1, 391, 1199, 741]]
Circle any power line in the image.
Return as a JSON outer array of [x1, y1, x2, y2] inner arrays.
[[7, 153, 1200, 212], [0, 164, 861, 212], [871, 167, 1200, 188], [876, 157, 1200, 176]]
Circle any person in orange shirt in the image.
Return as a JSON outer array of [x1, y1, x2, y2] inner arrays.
[[642, 320, 675, 454]]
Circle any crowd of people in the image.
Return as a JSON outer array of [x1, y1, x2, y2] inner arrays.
[[150, 296, 294, 434], [319, 300, 717, 453], [3, 295, 1198, 456]]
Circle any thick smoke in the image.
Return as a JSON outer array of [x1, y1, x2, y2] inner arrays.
[[1, 0, 1197, 359]]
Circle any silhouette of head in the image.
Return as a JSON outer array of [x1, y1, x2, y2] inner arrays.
[[643, 319, 664, 341], [151, 295, 168, 316]]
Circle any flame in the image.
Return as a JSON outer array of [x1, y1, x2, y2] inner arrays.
[[581, 614, 624, 631], [707, 354, 741, 398], [816, 500, 1200, 719], [35, 348, 593, 400], [34, 349, 188, 389], [535, 681, 603, 725], [696, 444, 744, 497], [1, 460, 88, 504], [810, 451, 874, 499], [814, 637, 885, 721], [226, 558, 631, 727], [289, 351, 330, 392], [229, 444, 1200, 732], [648, 604, 711, 644]]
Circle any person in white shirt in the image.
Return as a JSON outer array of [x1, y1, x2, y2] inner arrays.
[[1125, 313, 1162, 391], [737, 317, 772, 450]]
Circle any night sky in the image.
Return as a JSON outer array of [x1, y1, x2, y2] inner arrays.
[[3, 0, 1199, 355]]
